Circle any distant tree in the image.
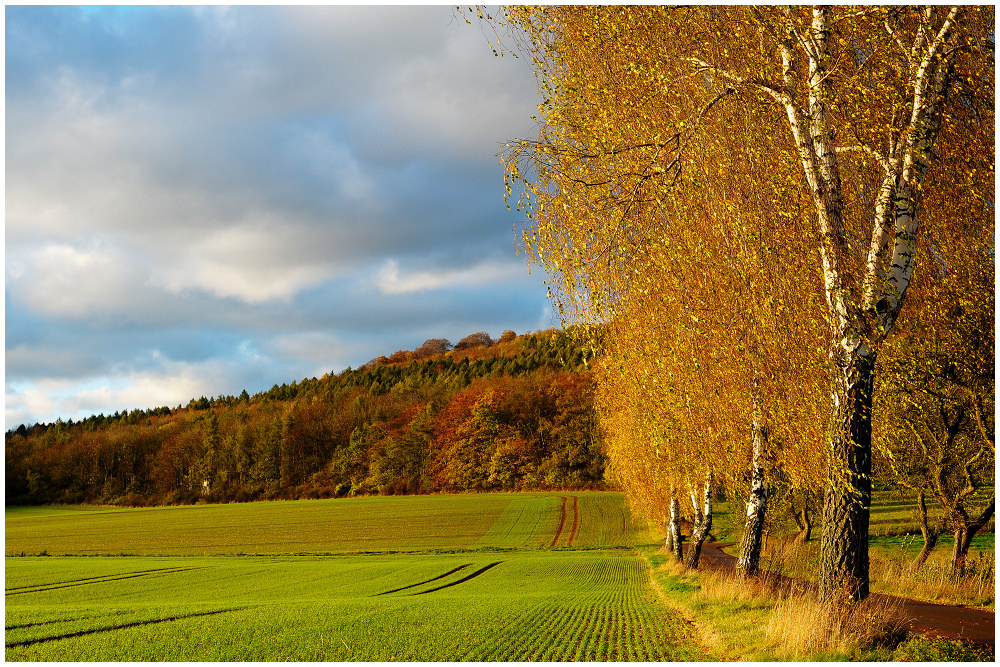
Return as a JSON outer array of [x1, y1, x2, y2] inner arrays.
[[4, 329, 608, 505], [414, 338, 453, 359], [455, 332, 495, 351], [386, 350, 410, 364]]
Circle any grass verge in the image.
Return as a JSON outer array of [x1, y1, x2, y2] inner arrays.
[[641, 546, 993, 662]]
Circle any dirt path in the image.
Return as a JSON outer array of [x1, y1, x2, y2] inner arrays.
[[699, 542, 994, 648]]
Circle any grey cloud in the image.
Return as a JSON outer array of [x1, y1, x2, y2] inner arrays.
[[6, 5, 546, 425]]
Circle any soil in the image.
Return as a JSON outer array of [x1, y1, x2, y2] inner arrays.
[[698, 541, 995, 648]]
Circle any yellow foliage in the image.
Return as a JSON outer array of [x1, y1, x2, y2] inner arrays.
[[482, 6, 993, 543]]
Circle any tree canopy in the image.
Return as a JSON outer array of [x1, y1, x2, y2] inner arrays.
[[489, 4, 993, 601]]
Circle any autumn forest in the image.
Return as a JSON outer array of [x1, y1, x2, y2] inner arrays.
[[6, 330, 606, 506]]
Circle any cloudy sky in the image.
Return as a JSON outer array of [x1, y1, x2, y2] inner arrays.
[[5, 5, 551, 427]]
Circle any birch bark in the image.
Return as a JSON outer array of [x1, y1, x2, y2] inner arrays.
[[674, 6, 964, 599], [683, 469, 713, 569], [668, 491, 684, 563], [737, 395, 768, 577], [769, 6, 959, 602]]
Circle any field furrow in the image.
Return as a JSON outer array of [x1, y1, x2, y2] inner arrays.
[[5, 493, 702, 661]]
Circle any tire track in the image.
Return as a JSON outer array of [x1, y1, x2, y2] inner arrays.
[[372, 564, 472, 596], [5, 567, 194, 592], [411, 561, 502, 595], [6, 567, 207, 596], [550, 496, 567, 547], [5, 608, 240, 648], [567, 495, 580, 547], [6, 615, 101, 631]]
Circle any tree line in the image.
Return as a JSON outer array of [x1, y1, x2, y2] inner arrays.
[[483, 5, 994, 596], [5, 330, 606, 506]]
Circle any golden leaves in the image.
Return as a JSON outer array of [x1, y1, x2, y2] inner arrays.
[[480, 4, 992, 521]]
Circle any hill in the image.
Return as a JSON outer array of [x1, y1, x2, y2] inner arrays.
[[5, 329, 606, 506]]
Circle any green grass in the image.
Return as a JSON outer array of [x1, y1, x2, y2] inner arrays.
[[5, 492, 697, 661], [5, 492, 656, 557], [8, 489, 992, 661], [868, 488, 995, 539], [870, 531, 995, 556]]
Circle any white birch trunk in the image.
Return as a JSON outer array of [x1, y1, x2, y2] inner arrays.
[[684, 469, 713, 569], [668, 491, 683, 562], [737, 394, 768, 577], [680, 5, 963, 601]]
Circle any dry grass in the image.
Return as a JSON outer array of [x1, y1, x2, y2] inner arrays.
[[649, 549, 908, 661], [699, 561, 906, 658], [757, 534, 821, 582], [870, 538, 995, 609], [755, 533, 995, 609], [765, 588, 908, 658]]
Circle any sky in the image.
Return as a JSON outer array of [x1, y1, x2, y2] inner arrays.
[[5, 5, 552, 427]]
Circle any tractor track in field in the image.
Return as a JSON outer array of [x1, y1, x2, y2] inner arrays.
[[5, 567, 206, 596], [372, 564, 472, 596], [411, 561, 503, 595], [699, 542, 995, 649], [6, 615, 101, 632], [4, 608, 241, 648], [550, 497, 567, 547], [5, 566, 192, 591], [567, 495, 580, 547], [550, 495, 580, 548]]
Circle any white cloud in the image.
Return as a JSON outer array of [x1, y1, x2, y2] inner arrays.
[[374, 257, 527, 295], [263, 331, 368, 379], [152, 221, 337, 304], [337, 11, 537, 165], [376, 26, 536, 161], [6, 242, 149, 319], [4, 5, 548, 425], [6, 359, 244, 426]]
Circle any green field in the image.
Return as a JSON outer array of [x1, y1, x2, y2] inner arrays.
[[5, 492, 708, 661]]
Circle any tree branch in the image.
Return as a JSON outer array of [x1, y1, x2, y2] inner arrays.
[[835, 145, 897, 176]]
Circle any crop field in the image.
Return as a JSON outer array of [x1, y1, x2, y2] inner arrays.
[[5, 492, 707, 661]]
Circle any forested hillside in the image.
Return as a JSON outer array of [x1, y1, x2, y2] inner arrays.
[[6, 330, 606, 506]]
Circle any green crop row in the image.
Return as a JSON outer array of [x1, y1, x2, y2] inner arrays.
[[6, 492, 648, 557], [6, 493, 694, 661], [5, 550, 705, 661]]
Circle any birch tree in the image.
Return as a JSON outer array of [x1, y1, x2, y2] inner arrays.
[[489, 5, 992, 601], [679, 6, 992, 601]]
